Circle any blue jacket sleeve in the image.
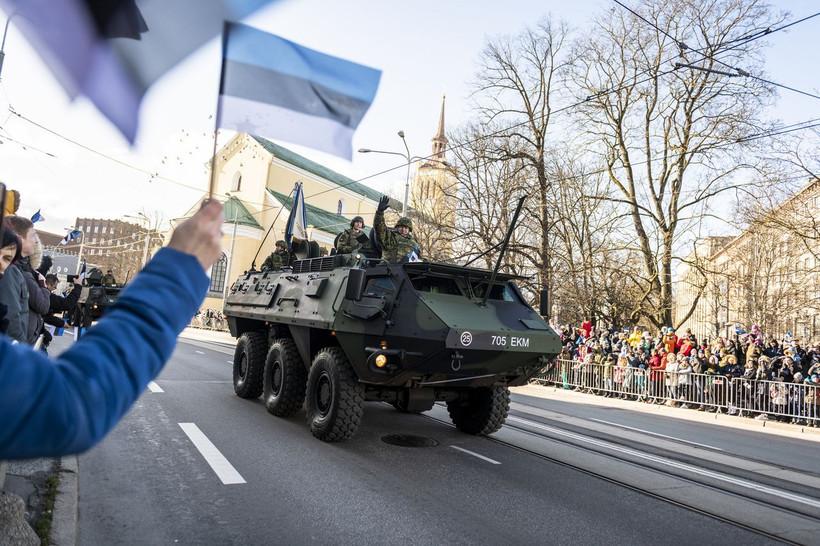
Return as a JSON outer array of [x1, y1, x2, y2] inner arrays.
[[0, 248, 208, 459]]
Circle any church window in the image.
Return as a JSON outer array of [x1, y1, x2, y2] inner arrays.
[[232, 172, 242, 192], [208, 253, 228, 296]]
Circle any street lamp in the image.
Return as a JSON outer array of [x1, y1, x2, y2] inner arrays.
[[359, 130, 415, 214]]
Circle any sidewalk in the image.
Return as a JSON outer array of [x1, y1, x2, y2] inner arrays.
[[179, 327, 236, 346], [513, 383, 820, 443]]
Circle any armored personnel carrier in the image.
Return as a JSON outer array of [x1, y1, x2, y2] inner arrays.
[[223, 252, 561, 442], [72, 268, 122, 327]]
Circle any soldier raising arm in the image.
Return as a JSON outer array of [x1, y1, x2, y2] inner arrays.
[[373, 195, 421, 264]]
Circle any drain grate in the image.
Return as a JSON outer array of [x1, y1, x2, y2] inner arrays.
[[381, 434, 439, 448]]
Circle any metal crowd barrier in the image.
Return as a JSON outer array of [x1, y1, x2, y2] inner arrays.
[[533, 359, 820, 425]]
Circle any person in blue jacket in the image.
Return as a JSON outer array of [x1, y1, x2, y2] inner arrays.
[[0, 200, 223, 459]]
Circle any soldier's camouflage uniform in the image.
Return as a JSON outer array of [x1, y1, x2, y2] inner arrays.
[[101, 274, 117, 286], [336, 228, 373, 255], [374, 210, 420, 264], [262, 250, 290, 271]]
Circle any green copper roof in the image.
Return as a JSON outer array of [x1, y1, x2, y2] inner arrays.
[[269, 190, 367, 237], [252, 135, 382, 203], [223, 196, 262, 229]]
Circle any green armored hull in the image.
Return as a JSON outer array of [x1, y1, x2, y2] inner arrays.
[[223, 254, 561, 442]]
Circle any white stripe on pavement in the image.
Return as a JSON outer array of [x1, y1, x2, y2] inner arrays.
[[195, 350, 205, 355], [178, 423, 246, 485], [589, 418, 723, 451], [507, 416, 820, 509], [147, 381, 164, 393], [227, 360, 233, 364], [450, 445, 501, 465]]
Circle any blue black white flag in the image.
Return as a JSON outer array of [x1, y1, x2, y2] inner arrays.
[[284, 182, 308, 247], [60, 229, 83, 246], [31, 210, 44, 223], [216, 22, 381, 159], [0, 0, 278, 142]]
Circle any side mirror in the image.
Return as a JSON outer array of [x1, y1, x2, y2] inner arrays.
[[345, 269, 366, 301], [539, 288, 549, 317]]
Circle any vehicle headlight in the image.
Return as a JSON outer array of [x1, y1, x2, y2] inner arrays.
[[375, 354, 388, 368]]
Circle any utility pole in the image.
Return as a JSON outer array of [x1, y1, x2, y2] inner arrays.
[[0, 10, 18, 80]]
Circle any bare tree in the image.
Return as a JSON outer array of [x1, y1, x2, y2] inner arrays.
[[572, 0, 778, 328]]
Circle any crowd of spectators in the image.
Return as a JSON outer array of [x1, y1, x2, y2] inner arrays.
[[191, 308, 228, 331], [549, 321, 820, 426], [0, 216, 84, 353]]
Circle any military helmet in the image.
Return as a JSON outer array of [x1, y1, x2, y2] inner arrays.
[[395, 217, 412, 231], [350, 216, 365, 228], [275, 239, 287, 250]]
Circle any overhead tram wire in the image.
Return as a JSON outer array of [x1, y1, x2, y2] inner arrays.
[[307, 9, 819, 201]]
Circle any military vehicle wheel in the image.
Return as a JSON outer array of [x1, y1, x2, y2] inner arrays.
[[263, 338, 307, 416], [446, 386, 510, 435], [305, 347, 364, 442], [233, 332, 266, 399]]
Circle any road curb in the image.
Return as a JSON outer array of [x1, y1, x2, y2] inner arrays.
[[51, 456, 78, 546], [515, 383, 820, 443]]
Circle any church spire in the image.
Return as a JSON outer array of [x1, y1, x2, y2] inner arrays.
[[431, 95, 447, 161]]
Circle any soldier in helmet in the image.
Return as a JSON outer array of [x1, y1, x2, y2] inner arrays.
[[374, 195, 421, 263], [101, 269, 117, 287], [335, 216, 374, 256], [261, 240, 290, 271]]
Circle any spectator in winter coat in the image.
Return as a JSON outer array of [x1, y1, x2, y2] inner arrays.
[[5, 216, 50, 344], [0, 200, 223, 459], [0, 227, 26, 342]]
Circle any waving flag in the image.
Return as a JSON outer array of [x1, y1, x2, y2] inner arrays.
[[60, 229, 83, 246], [0, 0, 278, 142], [284, 182, 308, 247], [216, 22, 381, 159], [31, 210, 44, 223]]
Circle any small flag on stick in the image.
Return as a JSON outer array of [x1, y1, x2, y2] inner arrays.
[[284, 182, 308, 247], [31, 210, 44, 223], [60, 229, 82, 246], [216, 22, 381, 160]]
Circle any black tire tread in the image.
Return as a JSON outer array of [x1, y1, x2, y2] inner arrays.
[[233, 331, 266, 399], [264, 338, 307, 416], [447, 386, 510, 435], [306, 347, 364, 442]]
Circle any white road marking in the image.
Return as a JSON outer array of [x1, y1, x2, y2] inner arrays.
[[227, 360, 233, 364], [195, 350, 205, 355], [507, 416, 820, 509], [147, 381, 164, 393], [589, 418, 723, 451], [450, 445, 501, 465], [178, 423, 246, 485]]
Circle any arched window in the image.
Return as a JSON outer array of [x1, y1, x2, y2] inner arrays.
[[337, 199, 343, 215], [231, 171, 242, 192], [208, 252, 228, 295]]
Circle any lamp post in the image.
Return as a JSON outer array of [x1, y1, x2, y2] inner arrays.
[[0, 10, 18, 80], [359, 130, 417, 214]]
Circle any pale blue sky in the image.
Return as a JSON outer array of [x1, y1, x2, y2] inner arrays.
[[0, 0, 817, 236]]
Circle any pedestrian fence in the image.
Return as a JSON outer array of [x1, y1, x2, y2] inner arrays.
[[532, 360, 820, 425]]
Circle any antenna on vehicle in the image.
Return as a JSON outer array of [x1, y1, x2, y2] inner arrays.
[[481, 195, 526, 307], [250, 186, 295, 270]]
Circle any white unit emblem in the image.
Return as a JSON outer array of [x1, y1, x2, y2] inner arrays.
[[460, 331, 473, 346]]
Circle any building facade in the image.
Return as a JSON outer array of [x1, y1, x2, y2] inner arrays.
[[674, 179, 820, 342], [181, 134, 382, 311]]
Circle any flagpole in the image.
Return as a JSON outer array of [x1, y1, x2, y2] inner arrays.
[[207, 21, 229, 200], [75, 231, 85, 275]]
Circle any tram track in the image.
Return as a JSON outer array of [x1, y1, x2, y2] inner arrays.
[[425, 404, 820, 545]]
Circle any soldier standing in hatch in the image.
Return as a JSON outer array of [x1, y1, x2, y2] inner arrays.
[[374, 195, 421, 263], [335, 216, 374, 256], [261, 240, 290, 271], [101, 270, 117, 286]]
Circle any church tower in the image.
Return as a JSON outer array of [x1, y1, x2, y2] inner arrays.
[[411, 95, 457, 260]]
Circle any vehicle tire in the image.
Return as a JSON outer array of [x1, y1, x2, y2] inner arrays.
[[233, 331, 267, 399], [446, 386, 510, 435], [305, 347, 364, 442], [263, 338, 307, 416]]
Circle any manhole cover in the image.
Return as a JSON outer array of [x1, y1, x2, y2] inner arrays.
[[381, 434, 439, 448]]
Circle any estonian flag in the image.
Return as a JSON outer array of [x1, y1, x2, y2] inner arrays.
[[31, 210, 45, 223], [0, 0, 278, 142], [60, 229, 83, 246], [284, 182, 308, 247], [216, 22, 381, 159]]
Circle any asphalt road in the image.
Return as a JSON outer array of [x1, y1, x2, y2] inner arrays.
[[73, 338, 820, 545]]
